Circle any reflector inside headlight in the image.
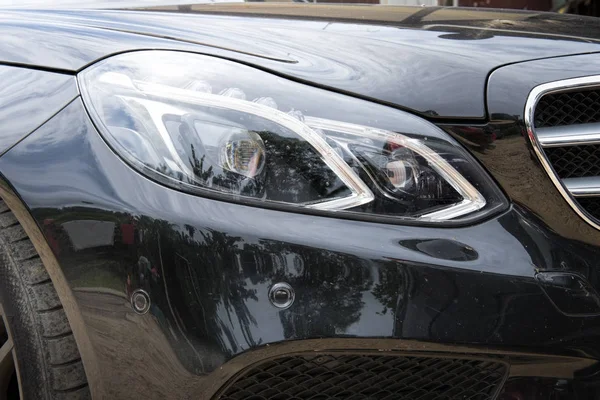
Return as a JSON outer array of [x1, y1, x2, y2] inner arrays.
[[79, 51, 506, 223]]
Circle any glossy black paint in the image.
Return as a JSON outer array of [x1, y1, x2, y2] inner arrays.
[[0, 4, 598, 399], [536, 272, 600, 317], [1, 7, 600, 118], [1, 98, 599, 398], [0, 66, 76, 156], [488, 53, 600, 120]]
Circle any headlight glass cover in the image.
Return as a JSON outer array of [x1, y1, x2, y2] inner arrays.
[[79, 51, 506, 224]]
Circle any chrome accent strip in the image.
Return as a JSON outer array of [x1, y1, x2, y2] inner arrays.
[[525, 75, 600, 231], [564, 177, 600, 197], [538, 123, 600, 147]]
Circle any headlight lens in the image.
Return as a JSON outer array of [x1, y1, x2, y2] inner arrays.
[[79, 51, 506, 223]]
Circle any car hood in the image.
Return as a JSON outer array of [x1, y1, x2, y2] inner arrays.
[[2, 5, 600, 119]]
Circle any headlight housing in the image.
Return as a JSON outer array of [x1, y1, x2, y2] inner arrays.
[[79, 51, 506, 224]]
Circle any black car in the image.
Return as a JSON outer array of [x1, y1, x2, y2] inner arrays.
[[1, 2, 600, 400]]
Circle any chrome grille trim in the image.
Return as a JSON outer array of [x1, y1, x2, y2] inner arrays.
[[564, 176, 600, 197], [525, 76, 600, 231], [537, 122, 600, 147]]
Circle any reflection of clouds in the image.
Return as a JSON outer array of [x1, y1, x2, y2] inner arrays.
[[75, 12, 600, 116]]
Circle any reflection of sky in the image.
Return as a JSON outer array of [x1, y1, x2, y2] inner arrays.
[[215, 279, 284, 352]]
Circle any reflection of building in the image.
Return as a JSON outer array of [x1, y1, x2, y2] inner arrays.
[[558, 0, 600, 16], [265, 0, 438, 4], [319, 0, 439, 4], [438, 0, 598, 15], [451, 0, 551, 9], [382, 0, 438, 4]]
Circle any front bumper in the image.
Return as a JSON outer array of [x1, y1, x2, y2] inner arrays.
[[0, 96, 598, 398]]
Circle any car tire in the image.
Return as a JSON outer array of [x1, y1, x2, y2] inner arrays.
[[0, 200, 90, 400]]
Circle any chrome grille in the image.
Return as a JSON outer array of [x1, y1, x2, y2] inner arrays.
[[526, 78, 600, 230], [214, 353, 508, 400]]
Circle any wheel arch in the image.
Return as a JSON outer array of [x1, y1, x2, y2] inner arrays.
[[0, 175, 104, 399]]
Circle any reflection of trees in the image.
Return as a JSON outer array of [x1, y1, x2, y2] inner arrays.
[[194, 229, 258, 351], [154, 127, 349, 203], [134, 216, 376, 372], [260, 131, 347, 204], [189, 145, 213, 182], [134, 217, 257, 374], [36, 206, 399, 375], [372, 263, 414, 318], [253, 240, 372, 338]]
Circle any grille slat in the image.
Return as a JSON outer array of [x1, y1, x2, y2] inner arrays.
[[215, 353, 507, 400], [536, 123, 600, 147], [532, 84, 600, 228], [563, 177, 600, 197]]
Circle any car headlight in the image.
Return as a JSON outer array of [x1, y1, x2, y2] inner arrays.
[[78, 51, 506, 224]]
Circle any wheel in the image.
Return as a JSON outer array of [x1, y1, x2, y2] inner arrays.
[[0, 200, 90, 400]]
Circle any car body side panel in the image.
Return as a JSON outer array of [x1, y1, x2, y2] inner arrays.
[[0, 67, 77, 156], [1, 8, 600, 118], [0, 98, 599, 398]]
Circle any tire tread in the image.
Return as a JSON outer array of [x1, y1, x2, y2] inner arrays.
[[0, 200, 90, 399]]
